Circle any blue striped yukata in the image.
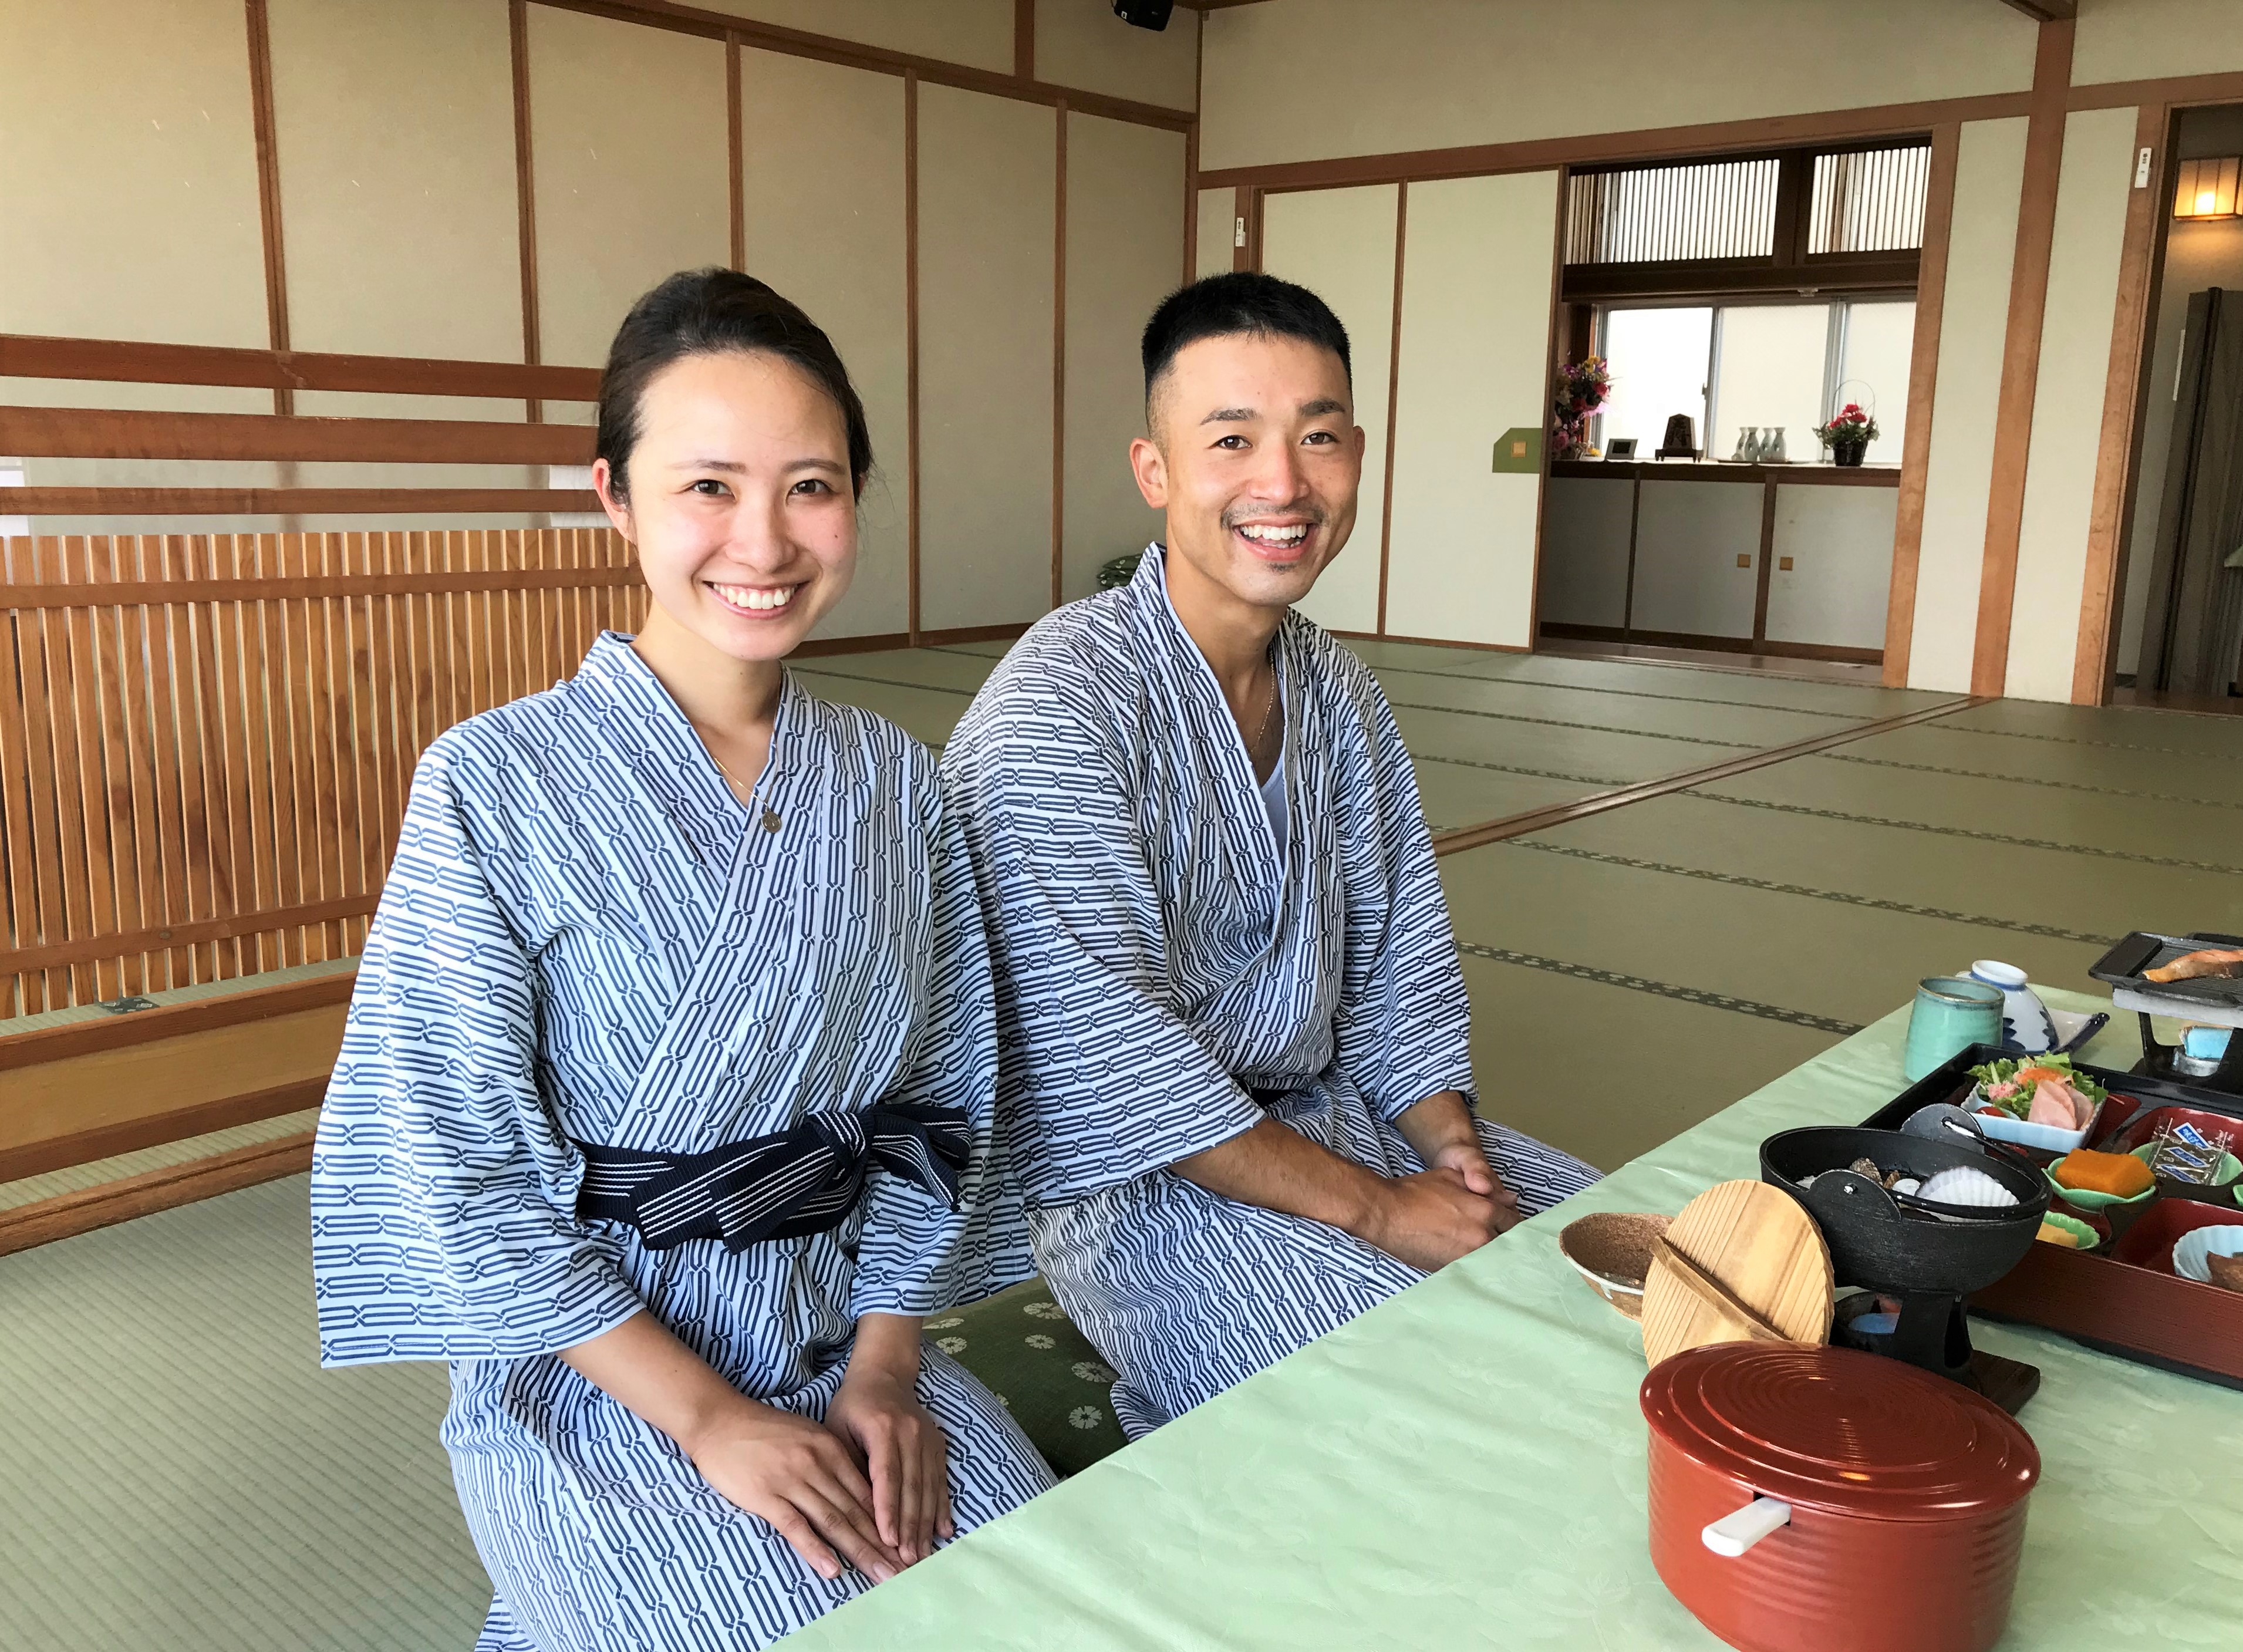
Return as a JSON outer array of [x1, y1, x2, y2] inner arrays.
[[310, 633, 1054, 1652], [944, 545, 1601, 1438]]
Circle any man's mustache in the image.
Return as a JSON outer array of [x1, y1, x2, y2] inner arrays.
[[1219, 505, 1327, 531]]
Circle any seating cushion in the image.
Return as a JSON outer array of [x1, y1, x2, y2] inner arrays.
[[931, 1279, 1126, 1478]]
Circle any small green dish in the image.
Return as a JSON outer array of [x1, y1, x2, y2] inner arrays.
[[2036, 1211, 2101, 1252], [2044, 1148, 2161, 1211]]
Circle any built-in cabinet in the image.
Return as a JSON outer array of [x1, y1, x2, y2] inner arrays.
[[1540, 461, 1899, 660]]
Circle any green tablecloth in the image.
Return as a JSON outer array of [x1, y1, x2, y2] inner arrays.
[[790, 991, 2243, 1649]]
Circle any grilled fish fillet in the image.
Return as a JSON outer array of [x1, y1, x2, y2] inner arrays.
[[2146, 946, 2243, 983]]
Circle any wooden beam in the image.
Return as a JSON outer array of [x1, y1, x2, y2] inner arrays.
[[1014, 0, 1035, 80], [529, 0, 1192, 129], [1198, 92, 2033, 192], [1, 566, 638, 612], [1375, 181, 1407, 636], [905, 70, 922, 644], [0, 1002, 345, 1179], [0, 406, 595, 466], [2070, 102, 2170, 704], [1053, 102, 1068, 612], [510, 0, 545, 422], [0, 973, 355, 1071], [3, 487, 598, 517], [0, 1131, 316, 1260], [727, 33, 746, 270], [1560, 252, 1921, 302], [0, 335, 602, 401], [1998, 1, 2075, 20], [1883, 122, 1962, 689], [243, 0, 293, 416], [1971, 16, 2074, 697]]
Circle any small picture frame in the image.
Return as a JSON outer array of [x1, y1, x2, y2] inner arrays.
[[1604, 438, 1638, 460]]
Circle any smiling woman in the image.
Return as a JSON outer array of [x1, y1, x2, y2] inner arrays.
[[306, 268, 1057, 1650]]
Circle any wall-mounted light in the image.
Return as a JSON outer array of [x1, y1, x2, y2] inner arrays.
[[2173, 156, 2242, 219]]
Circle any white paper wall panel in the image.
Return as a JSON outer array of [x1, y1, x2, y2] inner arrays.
[[2074, 0, 2243, 87], [2005, 107, 2136, 703], [1539, 478, 1634, 629], [1908, 117, 2029, 692], [1063, 115, 1187, 602], [1630, 481, 1763, 639], [1257, 186, 1398, 636], [0, 0, 267, 346], [529, 9, 731, 369], [740, 50, 911, 640], [1767, 486, 1900, 651], [695, 1, 1013, 74], [1200, 0, 2033, 174], [267, 0, 521, 361], [916, 86, 1057, 632], [1197, 190, 1239, 279], [1385, 171, 1560, 648], [1038, 0, 1198, 110]]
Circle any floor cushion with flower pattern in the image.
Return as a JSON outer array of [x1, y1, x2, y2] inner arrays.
[[929, 1278, 1126, 1477]]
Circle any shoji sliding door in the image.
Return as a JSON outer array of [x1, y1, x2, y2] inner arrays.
[[1385, 170, 1561, 649], [1258, 184, 1399, 637]]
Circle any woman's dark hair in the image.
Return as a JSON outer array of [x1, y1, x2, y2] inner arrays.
[[595, 268, 874, 501]]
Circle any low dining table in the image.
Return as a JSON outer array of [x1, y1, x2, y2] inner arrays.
[[787, 988, 2243, 1649]]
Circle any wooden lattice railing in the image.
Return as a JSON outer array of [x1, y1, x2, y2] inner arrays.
[[0, 529, 646, 1017]]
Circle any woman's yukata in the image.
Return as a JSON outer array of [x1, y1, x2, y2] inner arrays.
[[309, 633, 1055, 1651]]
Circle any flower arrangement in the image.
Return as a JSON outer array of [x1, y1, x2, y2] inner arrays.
[[1815, 402, 1880, 457], [1551, 355, 1611, 460]]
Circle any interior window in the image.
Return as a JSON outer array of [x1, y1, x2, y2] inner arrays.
[[1835, 299, 1915, 464], [1709, 304, 1831, 458], [1594, 306, 1712, 453]]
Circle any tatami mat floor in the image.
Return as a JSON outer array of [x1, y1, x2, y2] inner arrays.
[[4, 638, 2237, 1650]]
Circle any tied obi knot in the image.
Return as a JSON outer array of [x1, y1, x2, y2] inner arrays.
[[575, 1104, 971, 1251]]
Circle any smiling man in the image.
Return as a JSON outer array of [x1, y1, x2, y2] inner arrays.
[[943, 274, 1600, 1435]]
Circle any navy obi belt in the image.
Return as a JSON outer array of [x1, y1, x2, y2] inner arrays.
[[576, 1104, 970, 1252]]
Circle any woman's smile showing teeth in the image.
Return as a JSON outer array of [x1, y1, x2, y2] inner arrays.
[[709, 581, 799, 614]]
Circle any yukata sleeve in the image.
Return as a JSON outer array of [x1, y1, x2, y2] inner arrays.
[[1330, 689, 1477, 1124], [309, 741, 643, 1367], [851, 773, 1031, 1316], [948, 699, 1264, 1207]]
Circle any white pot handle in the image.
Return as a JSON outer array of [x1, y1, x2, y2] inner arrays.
[[1701, 1496, 1792, 1557]]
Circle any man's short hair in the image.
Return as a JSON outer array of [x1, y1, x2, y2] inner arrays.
[[1141, 272, 1352, 416]]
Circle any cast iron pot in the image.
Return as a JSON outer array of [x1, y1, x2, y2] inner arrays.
[[1642, 1343, 2039, 1652]]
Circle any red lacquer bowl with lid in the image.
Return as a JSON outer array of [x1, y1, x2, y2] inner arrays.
[[1641, 1343, 2039, 1652]]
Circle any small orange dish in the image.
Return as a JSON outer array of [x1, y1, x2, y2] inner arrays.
[[2052, 1148, 2154, 1199]]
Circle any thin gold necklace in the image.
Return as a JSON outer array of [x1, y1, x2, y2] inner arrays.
[[700, 732, 782, 834]]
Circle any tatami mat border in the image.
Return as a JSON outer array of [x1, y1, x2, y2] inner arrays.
[[1692, 789, 2243, 875], [1362, 660, 1874, 720], [1500, 841, 2116, 948], [1822, 750, 2243, 810], [1458, 943, 1861, 1036], [1926, 722, 2243, 761]]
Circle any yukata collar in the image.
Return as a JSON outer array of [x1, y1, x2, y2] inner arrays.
[[1129, 540, 1296, 696], [573, 631, 805, 856]]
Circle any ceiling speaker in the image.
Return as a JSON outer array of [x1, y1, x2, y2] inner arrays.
[[1113, 1, 1175, 31]]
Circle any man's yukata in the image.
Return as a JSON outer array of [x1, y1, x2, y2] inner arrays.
[[309, 634, 1054, 1652], [944, 545, 1599, 1438]]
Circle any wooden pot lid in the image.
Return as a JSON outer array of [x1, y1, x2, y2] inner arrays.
[[1640, 1179, 1834, 1368]]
